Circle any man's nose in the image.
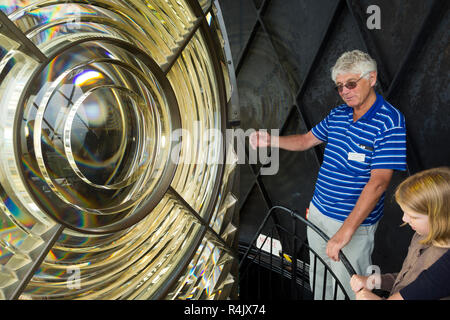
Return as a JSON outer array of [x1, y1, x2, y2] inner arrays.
[[341, 85, 352, 95]]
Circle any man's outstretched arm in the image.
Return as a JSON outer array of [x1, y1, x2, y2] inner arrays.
[[250, 130, 323, 151]]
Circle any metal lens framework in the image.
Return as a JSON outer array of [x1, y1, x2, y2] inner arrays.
[[0, 0, 238, 300]]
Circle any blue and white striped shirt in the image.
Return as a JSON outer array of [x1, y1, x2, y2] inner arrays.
[[310, 93, 407, 225]]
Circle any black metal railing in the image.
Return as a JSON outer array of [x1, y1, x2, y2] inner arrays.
[[239, 206, 356, 300]]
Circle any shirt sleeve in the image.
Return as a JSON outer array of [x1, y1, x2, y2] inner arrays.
[[311, 111, 332, 142], [371, 125, 407, 171], [399, 250, 450, 300]]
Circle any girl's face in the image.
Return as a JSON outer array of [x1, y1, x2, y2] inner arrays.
[[400, 205, 430, 236]]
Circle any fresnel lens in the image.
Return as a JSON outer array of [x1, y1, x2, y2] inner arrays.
[[0, 0, 238, 300]]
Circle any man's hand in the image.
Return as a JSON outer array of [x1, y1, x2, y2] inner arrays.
[[326, 226, 353, 261], [249, 131, 272, 149]]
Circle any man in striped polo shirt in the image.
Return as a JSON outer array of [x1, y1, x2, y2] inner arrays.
[[249, 50, 407, 299]]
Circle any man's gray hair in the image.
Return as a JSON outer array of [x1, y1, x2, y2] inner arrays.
[[331, 50, 377, 82]]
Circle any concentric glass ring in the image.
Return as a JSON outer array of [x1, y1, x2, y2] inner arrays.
[[17, 37, 181, 233]]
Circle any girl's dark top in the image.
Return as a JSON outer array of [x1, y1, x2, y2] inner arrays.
[[400, 249, 450, 300]]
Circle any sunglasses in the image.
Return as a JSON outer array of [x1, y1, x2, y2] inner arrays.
[[334, 72, 370, 93]]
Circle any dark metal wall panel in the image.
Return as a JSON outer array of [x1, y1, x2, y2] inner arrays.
[[253, 0, 263, 9], [357, 0, 434, 82], [298, 5, 367, 129], [237, 30, 294, 131], [219, 0, 449, 275], [239, 162, 257, 209], [263, 0, 342, 94], [239, 184, 270, 245], [388, 9, 450, 170], [219, 0, 258, 66]]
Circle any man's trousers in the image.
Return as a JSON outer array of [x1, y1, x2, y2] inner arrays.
[[306, 202, 378, 300]]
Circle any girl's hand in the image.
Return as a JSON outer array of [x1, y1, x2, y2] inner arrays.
[[350, 274, 369, 293], [355, 288, 382, 300]]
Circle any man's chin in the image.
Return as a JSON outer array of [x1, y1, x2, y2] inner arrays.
[[346, 102, 357, 108], [343, 96, 356, 103]]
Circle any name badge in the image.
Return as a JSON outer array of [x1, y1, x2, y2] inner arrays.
[[348, 152, 365, 163]]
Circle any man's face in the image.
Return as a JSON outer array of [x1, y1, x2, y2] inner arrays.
[[335, 71, 376, 108]]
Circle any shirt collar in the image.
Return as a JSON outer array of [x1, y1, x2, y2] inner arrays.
[[356, 92, 384, 122]]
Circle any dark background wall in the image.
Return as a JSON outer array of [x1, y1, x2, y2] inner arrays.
[[219, 0, 449, 275]]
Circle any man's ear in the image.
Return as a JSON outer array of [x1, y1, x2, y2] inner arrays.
[[369, 71, 378, 87]]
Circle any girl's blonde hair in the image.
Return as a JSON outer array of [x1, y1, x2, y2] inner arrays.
[[395, 167, 450, 246]]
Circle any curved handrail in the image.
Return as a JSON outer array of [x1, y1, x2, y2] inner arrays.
[[239, 205, 357, 276]]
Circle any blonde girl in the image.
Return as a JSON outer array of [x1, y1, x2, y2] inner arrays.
[[350, 166, 450, 300]]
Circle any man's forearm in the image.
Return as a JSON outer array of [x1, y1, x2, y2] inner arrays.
[[272, 132, 322, 151], [274, 135, 305, 151], [324, 170, 393, 262], [342, 172, 392, 234]]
